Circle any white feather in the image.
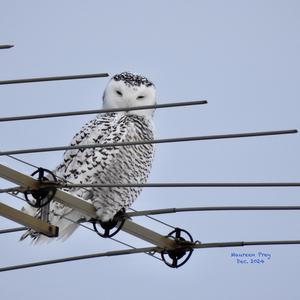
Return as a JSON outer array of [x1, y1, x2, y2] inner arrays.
[[20, 72, 156, 243]]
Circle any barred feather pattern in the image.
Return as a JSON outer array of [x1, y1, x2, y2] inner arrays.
[[21, 112, 154, 242]]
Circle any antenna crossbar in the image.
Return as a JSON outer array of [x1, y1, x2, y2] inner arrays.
[[0, 202, 58, 237], [0, 163, 176, 249]]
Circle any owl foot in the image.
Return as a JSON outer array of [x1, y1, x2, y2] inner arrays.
[[92, 209, 125, 238]]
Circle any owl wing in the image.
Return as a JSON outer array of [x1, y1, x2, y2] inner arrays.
[[52, 112, 137, 229], [53, 111, 130, 203], [21, 113, 129, 242]]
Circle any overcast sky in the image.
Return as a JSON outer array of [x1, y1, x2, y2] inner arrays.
[[1, 1, 300, 299]]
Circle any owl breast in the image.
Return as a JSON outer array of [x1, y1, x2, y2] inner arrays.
[[90, 114, 154, 221]]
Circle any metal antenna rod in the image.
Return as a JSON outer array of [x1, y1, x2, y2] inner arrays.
[[62, 182, 300, 188], [0, 129, 297, 156], [0, 45, 14, 49], [2, 239, 300, 272], [0, 73, 109, 85], [0, 246, 160, 272], [193, 240, 300, 249], [127, 205, 300, 217], [0, 100, 208, 122], [0, 227, 27, 235]]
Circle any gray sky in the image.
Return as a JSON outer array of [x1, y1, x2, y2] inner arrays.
[[1, 1, 300, 299]]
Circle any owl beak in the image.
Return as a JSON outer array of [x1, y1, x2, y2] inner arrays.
[[124, 99, 131, 113]]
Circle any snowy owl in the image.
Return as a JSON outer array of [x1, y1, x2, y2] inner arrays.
[[21, 72, 156, 242]]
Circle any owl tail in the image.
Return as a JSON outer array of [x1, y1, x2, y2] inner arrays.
[[19, 204, 51, 243], [20, 203, 87, 244]]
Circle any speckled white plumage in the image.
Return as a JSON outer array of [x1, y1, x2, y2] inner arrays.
[[21, 72, 156, 242]]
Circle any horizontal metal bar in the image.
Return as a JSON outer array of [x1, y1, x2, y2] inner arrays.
[[127, 206, 300, 217], [0, 246, 160, 273], [0, 45, 14, 49], [0, 100, 208, 122], [0, 73, 109, 85], [0, 202, 58, 237], [0, 129, 297, 156], [0, 226, 27, 234], [194, 240, 300, 249], [62, 182, 300, 188]]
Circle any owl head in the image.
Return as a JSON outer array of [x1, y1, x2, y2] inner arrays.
[[103, 72, 156, 118]]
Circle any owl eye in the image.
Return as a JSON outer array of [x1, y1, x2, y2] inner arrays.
[[116, 90, 123, 96], [137, 95, 145, 100]]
